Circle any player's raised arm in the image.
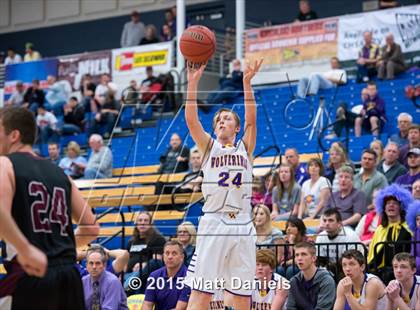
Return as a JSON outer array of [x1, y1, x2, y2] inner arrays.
[[184, 62, 212, 154], [242, 59, 263, 158]]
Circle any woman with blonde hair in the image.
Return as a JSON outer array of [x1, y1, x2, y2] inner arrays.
[[58, 141, 87, 179], [325, 143, 354, 191], [176, 221, 196, 266], [370, 139, 384, 165], [253, 204, 283, 245]]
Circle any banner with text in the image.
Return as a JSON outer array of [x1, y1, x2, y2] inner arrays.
[[58, 50, 112, 91], [245, 18, 338, 83], [338, 5, 420, 61], [111, 42, 173, 93]]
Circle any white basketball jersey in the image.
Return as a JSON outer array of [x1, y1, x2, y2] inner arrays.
[[407, 275, 420, 309], [251, 273, 283, 310], [201, 139, 253, 214], [357, 273, 388, 309], [208, 290, 224, 310]]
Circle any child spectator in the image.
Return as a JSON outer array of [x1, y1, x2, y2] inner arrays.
[[36, 106, 58, 144], [355, 189, 381, 246]]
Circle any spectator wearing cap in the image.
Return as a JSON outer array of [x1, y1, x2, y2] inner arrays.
[[367, 184, 413, 283], [399, 124, 420, 168], [120, 10, 146, 47], [4, 48, 22, 65], [389, 112, 413, 147], [6, 81, 25, 107], [23, 42, 41, 62], [140, 25, 160, 45], [377, 142, 408, 184], [396, 148, 420, 192], [295, 0, 318, 22]]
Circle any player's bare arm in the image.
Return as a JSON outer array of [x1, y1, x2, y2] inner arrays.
[[184, 62, 212, 155], [333, 280, 346, 310], [242, 58, 263, 158], [141, 301, 154, 310], [0, 156, 47, 277], [70, 178, 100, 248]]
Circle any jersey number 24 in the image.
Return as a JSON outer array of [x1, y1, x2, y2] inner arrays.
[[218, 172, 242, 188]]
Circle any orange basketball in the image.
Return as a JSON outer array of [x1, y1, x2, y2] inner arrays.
[[179, 25, 216, 63]]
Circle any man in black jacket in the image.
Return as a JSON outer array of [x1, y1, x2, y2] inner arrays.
[[62, 97, 85, 135], [23, 79, 45, 113]]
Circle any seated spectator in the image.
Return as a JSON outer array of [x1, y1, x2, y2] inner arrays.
[[124, 80, 139, 105], [407, 201, 420, 275], [94, 74, 117, 107], [355, 81, 387, 137], [399, 124, 420, 168], [62, 96, 85, 135], [285, 148, 309, 186], [23, 79, 45, 113], [206, 59, 244, 105], [45, 75, 71, 115], [355, 189, 381, 246], [140, 24, 160, 45], [271, 164, 302, 220], [334, 249, 387, 309], [389, 112, 413, 147], [370, 139, 384, 165], [253, 204, 283, 246], [354, 149, 388, 204], [161, 24, 173, 42], [413, 179, 420, 200], [80, 73, 96, 113], [125, 212, 166, 293], [120, 10, 145, 47], [158, 133, 190, 174], [396, 148, 420, 192], [4, 48, 22, 65], [277, 217, 307, 279], [6, 81, 25, 107], [330, 88, 368, 138], [81, 134, 113, 179], [82, 248, 128, 309], [325, 144, 353, 191], [377, 142, 408, 184], [405, 82, 420, 106], [252, 175, 273, 210], [368, 184, 413, 283], [176, 222, 196, 266], [295, 0, 318, 22], [142, 241, 190, 309], [139, 67, 161, 106], [176, 149, 203, 193], [386, 253, 420, 307], [377, 33, 406, 80], [316, 208, 363, 264], [58, 141, 87, 179], [90, 90, 120, 139], [326, 165, 367, 228], [36, 106, 58, 144], [287, 241, 336, 309], [252, 249, 288, 309], [298, 158, 331, 219], [296, 57, 347, 98], [47, 142, 61, 165], [356, 31, 380, 83], [77, 244, 129, 277], [23, 42, 41, 62]]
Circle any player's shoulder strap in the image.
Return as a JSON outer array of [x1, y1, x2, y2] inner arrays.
[[200, 138, 215, 167]]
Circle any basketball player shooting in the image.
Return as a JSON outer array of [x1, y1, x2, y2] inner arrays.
[[184, 58, 263, 310]]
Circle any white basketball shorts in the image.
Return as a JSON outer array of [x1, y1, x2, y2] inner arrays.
[[184, 212, 257, 296]]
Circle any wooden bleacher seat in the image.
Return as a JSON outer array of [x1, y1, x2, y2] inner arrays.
[[96, 210, 185, 224], [113, 165, 160, 176], [81, 186, 155, 199]]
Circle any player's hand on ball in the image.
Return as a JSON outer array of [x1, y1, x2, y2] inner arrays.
[[187, 61, 206, 84], [243, 58, 264, 83], [17, 244, 47, 277]]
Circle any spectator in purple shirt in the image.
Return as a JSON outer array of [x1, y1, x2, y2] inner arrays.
[[355, 81, 386, 137], [143, 240, 191, 310], [396, 148, 420, 192], [82, 248, 128, 310], [356, 31, 380, 83], [285, 148, 309, 186]]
